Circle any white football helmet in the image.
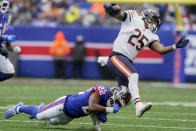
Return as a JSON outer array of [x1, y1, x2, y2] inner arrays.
[[106, 86, 130, 108], [0, 0, 9, 14]]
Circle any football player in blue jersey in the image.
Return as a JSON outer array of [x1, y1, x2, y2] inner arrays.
[[0, 0, 21, 82], [5, 85, 131, 131]]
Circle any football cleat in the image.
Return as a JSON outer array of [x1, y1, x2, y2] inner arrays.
[[135, 102, 152, 118], [90, 114, 101, 131], [5, 102, 23, 119], [29, 103, 45, 119]]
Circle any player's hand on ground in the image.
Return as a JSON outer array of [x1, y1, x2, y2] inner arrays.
[[112, 104, 120, 113], [0, 48, 8, 58], [2, 35, 16, 42], [104, 3, 121, 17], [175, 38, 190, 49]]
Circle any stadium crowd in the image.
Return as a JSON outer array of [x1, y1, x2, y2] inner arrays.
[[10, 0, 196, 29]]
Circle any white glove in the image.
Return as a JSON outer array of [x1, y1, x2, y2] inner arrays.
[[97, 56, 109, 67], [13, 46, 21, 53]]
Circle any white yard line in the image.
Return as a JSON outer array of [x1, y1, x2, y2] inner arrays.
[[152, 102, 196, 107], [109, 116, 196, 122], [150, 111, 196, 116], [0, 120, 195, 130]]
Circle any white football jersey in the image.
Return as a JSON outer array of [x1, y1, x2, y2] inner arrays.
[[113, 10, 160, 61]]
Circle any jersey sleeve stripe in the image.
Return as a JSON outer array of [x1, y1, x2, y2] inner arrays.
[[111, 56, 133, 77], [129, 10, 134, 18], [94, 87, 101, 99]]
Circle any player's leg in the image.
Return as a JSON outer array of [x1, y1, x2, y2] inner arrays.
[[0, 55, 15, 82], [107, 55, 140, 102], [5, 102, 43, 119], [36, 96, 67, 120], [107, 55, 152, 117]]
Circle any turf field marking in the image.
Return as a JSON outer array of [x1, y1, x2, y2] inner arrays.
[[152, 102, 196, 107], [0, 120, 195, 130], [151, 111, 196, 116], [109, 116, 196, 122]]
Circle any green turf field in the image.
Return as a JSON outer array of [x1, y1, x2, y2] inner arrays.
[[0, 78, 196, 131]]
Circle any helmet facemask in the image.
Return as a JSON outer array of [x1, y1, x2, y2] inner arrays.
[[142, 9, 162, 33], [0, 0, 9, 14], [106, 87, 126, 108]]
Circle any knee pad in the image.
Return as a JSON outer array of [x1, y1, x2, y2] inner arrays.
[[49, 115, 71, 125], [49, 118, 60, 125]]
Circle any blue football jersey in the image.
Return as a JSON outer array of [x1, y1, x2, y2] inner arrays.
[[0, 12, 9, 35], [0, 12, 9, 48], [63, 85, 110, 118]]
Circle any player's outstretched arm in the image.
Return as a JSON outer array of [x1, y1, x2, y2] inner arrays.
[[150, 38, 190, 55], [87, 92, 119, 114], [104, 3, 126, 21]]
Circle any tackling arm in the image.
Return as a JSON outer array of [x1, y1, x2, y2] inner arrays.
[[87, 92, 119, 114], [150, 38, 190, 55], [88, 92, 106, 113]]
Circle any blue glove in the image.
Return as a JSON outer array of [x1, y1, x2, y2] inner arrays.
[[175, 38, 190, 48], [96, 113, 107, 123], [104, 3, 119, 17], [2, 35, 16, 42], [112, 104, 120, 113]]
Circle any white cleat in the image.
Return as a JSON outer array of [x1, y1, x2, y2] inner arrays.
[[90, 114, 101, 131], [135, 102, 152, 118]]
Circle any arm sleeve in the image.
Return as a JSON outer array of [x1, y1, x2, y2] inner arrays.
[[122, 10, 136, 23]]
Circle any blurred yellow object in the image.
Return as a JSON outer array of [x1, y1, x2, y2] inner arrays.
[[65, 5, 80, 24], [174, 4, 183, 28], [87, 0, 196, 5]]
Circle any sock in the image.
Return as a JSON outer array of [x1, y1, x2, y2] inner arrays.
[[133, 98, 142, 104], [19, 106, 38, 119], [128, 73, 141, 104], [0, 72, 11, 82]]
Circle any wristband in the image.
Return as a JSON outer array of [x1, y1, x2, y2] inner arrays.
[[105, 107, 113, 113], [172, 45, 176, 50]]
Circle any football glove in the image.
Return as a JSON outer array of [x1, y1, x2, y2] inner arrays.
[[0, 48, 8, 59], [97, 56, 108, 66], [112, 104, 120, 113], [104, 3, 120, 17], [13, 46, 21, 53], [2, 35, 16, 43], [173, 38, 190, 49]]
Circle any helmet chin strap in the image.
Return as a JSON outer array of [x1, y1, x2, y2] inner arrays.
[[147, 23, 157, 33]]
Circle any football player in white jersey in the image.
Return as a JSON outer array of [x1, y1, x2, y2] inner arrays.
[[97, 3, 190, 118]]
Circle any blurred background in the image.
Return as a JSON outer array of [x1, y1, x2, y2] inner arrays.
[[7, 0, 196, 83]]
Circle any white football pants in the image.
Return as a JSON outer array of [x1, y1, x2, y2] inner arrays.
[[0, 55, 15, 74], [36, 96, 72, 125]]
